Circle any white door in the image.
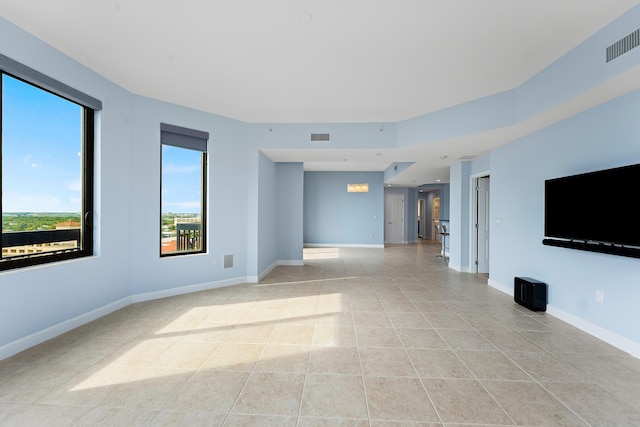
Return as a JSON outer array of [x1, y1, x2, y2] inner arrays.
[[476, 176, 490, 273], [386, 194, 405, 243]]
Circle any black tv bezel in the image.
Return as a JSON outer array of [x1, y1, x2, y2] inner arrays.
[[543, 163, 640, 259]]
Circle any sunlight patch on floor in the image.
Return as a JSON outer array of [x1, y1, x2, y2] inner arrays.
[[303, 247, 340, 260]]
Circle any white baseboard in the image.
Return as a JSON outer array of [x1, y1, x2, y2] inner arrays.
[[546, 306, 640, 359], [488, 279, 640, 358], [488, 278, 511, 294], [1, 276, 254, 361], [0, 296, 131, 361], [304, 243, 385, 248], [448, 262, 463, 272], [278, 260, 304, 266], [131, 276, 249, 303], [255, 261, 278, 283]]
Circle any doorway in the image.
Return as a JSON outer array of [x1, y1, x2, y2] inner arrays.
[[432, 196, 440, 241], [474, 176, 490, 273], [417, 199, 425, 238], [386, 193, 405, 244]]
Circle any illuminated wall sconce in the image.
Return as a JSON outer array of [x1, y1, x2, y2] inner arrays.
[[347, 183, 369, 193]]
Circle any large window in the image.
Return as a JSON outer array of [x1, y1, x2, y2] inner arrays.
[[160, 123, 208, 256], [1, 55, 100, 271]]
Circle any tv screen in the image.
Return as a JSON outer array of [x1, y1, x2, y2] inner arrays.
[[545, 163, 640, 248]]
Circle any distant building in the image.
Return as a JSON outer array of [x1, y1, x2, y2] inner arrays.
[[55, 220, 81, 229], [173, 217, 200, 227], [2, 220, 80, 257]]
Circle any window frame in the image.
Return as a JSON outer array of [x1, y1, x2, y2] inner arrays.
[[0, 54, 100, 271], [159, 123, 208, 258]]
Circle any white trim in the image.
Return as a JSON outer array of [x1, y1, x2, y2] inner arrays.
[[257, 261, 278, 282], [469, 170, 490, 274], [1, 276, 255, 361], [131, 277, 249, 303], [304, 243, 385, 248], [278, 260, 304, 266], [488, 278, 511, 294], [488, 279, 640, 358], [447, 262, 470, 272], [546, 306, 640, 358], [0, 297, 131, 361]]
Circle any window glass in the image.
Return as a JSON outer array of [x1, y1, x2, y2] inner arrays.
[[1, 73, 94, 270], [160, 144, 206, 255]]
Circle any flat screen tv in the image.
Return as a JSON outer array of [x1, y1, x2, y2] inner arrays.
[[543, 163, 640, 258]]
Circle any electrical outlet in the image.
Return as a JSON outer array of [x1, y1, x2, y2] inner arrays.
[[596, 290, 605, 304]]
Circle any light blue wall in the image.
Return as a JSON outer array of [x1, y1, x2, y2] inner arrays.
[[0, 16, 252, 357], [276, 162, 304, 263], [304, 172, 384, 246], [0, 17, 134, 352], [257, 152, 278, 276], [406, 189, 418, 243], [449, 163, 471, 271], [487, 90, 640, 351], [397, 91, 515, 148], [129, 95, 249, 296]]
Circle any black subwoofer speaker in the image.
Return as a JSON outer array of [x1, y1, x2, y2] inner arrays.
[[514, 277, 547, 312]]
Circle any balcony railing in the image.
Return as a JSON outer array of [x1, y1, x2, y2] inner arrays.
[[176, 223, 201, 252], [1, 229, 81, 260]]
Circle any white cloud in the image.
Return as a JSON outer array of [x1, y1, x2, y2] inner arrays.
[[23, 154, 39, 168]]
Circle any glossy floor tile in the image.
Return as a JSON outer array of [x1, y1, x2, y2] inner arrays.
[[1, 241, 639, 426]]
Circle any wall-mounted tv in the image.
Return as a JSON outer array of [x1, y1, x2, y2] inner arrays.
[[543, 163, 640, 258]]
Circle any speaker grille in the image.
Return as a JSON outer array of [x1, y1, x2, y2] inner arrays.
[[606, 28, 640, 63]]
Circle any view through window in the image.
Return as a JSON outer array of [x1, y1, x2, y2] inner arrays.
[[1, 73, 94, 270], [160, 124, 207, 256]]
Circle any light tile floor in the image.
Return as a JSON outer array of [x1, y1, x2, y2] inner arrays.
[[2, 242, 640, 426]]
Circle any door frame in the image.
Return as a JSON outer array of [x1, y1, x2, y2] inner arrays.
[[469, 171, 490, 274]]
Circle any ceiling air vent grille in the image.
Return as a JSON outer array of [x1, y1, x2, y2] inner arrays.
[[606, 29, 640, 63], [310, 133, 330, 142]]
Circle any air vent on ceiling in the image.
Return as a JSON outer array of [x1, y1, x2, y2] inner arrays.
[[458, 155, 477, 160], [606, 28, 640, 63], [310, 133, 330, 141]]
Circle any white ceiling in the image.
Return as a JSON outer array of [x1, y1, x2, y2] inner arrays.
[[2, 0, 639, 186]]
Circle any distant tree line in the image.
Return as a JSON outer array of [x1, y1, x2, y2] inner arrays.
[[2, 213, 81, 232]]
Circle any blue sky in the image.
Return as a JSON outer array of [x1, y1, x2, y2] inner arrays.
[[161, 145, 203, 214], [2, 74, 82, 213], [2, 73, 202, 215]]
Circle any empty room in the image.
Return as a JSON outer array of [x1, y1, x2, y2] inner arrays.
[[1, 1, 640, 426]]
